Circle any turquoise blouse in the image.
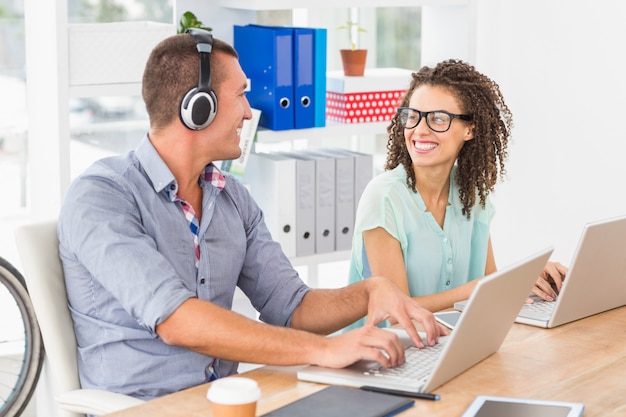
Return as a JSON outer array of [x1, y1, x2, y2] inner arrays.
[[347, 164, 494, 327]]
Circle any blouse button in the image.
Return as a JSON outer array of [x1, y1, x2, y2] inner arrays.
[[200, 278, 205, 284]]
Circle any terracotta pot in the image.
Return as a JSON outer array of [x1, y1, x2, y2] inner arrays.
[[340, 49, 367, 76]]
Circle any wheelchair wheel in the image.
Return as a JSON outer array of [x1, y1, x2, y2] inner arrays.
[[0, 256, 44, 417]]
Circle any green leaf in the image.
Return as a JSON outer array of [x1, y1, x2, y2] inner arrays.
[[177, 11, 212, 34]]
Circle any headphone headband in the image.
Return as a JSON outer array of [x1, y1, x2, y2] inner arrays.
[[185, 28, 213, 92]]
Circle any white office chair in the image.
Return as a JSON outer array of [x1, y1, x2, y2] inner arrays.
[[14, 220, 144, 417]]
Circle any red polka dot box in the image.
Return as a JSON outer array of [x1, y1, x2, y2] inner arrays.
[[326, 68, 413, 124]]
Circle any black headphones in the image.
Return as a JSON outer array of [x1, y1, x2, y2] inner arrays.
[[179, 28, 218, 130]]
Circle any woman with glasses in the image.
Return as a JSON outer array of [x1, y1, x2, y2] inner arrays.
[[347, 59, 566, 324]]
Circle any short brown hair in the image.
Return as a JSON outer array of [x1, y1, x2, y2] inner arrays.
[[142, 32, 238, 130]]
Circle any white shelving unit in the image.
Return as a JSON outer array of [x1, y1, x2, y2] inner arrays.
[[175, 0, 472, 283], [67, 21, 175, 98], [24, 0, 471, 284], [222, 0, 467, 10], [256, 120, 388, 143]]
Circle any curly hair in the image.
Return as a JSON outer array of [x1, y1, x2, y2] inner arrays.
[[385, 59, 513, 218]]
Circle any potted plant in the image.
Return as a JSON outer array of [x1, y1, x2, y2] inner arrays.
[[337, 21, 367, 76], [177, 11, 212, 34]]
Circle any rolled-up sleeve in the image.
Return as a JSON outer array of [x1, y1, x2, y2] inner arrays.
[[59, 162, 196, 334]]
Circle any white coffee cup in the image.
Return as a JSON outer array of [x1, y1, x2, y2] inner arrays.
[[207, 377, 261, 417]]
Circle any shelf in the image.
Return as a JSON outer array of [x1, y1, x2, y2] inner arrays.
[[255, 120, 388, 143], [68, 21, 174, 95], [222, 0, 466, 10], [69, 83, 143, 98]]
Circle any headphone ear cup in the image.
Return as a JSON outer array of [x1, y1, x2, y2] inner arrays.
[[179, 88, 218, 130]]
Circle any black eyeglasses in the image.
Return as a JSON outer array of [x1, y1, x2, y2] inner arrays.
[[396, 107, 473, 133]]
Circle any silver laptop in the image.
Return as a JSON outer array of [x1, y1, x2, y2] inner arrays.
[[456, 215, 626, 328], [297, 247, 553, 394], [516, 215, 626, 328]]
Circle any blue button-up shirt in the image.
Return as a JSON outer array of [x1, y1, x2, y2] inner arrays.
[[58, 135, 310, 400]]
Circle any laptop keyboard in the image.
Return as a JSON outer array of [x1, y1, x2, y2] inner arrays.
[[363, 343, 446, 384], [519, 300, 556, 320]]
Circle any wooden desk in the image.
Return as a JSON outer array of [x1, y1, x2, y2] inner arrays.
[[104, 307, 626, 417]]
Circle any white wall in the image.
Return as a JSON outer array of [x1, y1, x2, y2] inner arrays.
[[421, 4, 471, 67], [472, 0, 626, 267]]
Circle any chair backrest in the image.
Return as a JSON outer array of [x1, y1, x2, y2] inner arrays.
[[14, 220, 81, 400]]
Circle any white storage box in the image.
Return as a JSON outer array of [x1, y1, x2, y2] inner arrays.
[[68, 21, 175, 87], [326, 68, 414, 94]]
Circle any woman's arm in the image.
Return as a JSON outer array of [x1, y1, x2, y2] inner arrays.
[[362, 227, 489, 312]]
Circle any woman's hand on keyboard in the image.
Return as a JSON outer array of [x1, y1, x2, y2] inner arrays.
[[530, 261, 568, 302]]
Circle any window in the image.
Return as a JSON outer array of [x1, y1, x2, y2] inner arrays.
[[0, 1, 26, 217], [67, 0, 172, 179], [376, 7, 421, 70], [68, 0, 172, 24], [259, 7, 421, 72]]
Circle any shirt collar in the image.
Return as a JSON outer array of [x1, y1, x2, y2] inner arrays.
[[135, 134, 226, 201], [135, 134, 175, 195], [201, 164, 226, 191]]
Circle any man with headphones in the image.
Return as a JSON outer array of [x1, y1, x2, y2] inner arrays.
[[57, 29, 444, 400]]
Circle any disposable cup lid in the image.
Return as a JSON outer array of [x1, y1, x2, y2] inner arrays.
[[206, 377, 261, 405]]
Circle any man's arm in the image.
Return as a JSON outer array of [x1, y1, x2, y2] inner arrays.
[[291, 276, 442, 348], [156, 297, 411, 369]]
